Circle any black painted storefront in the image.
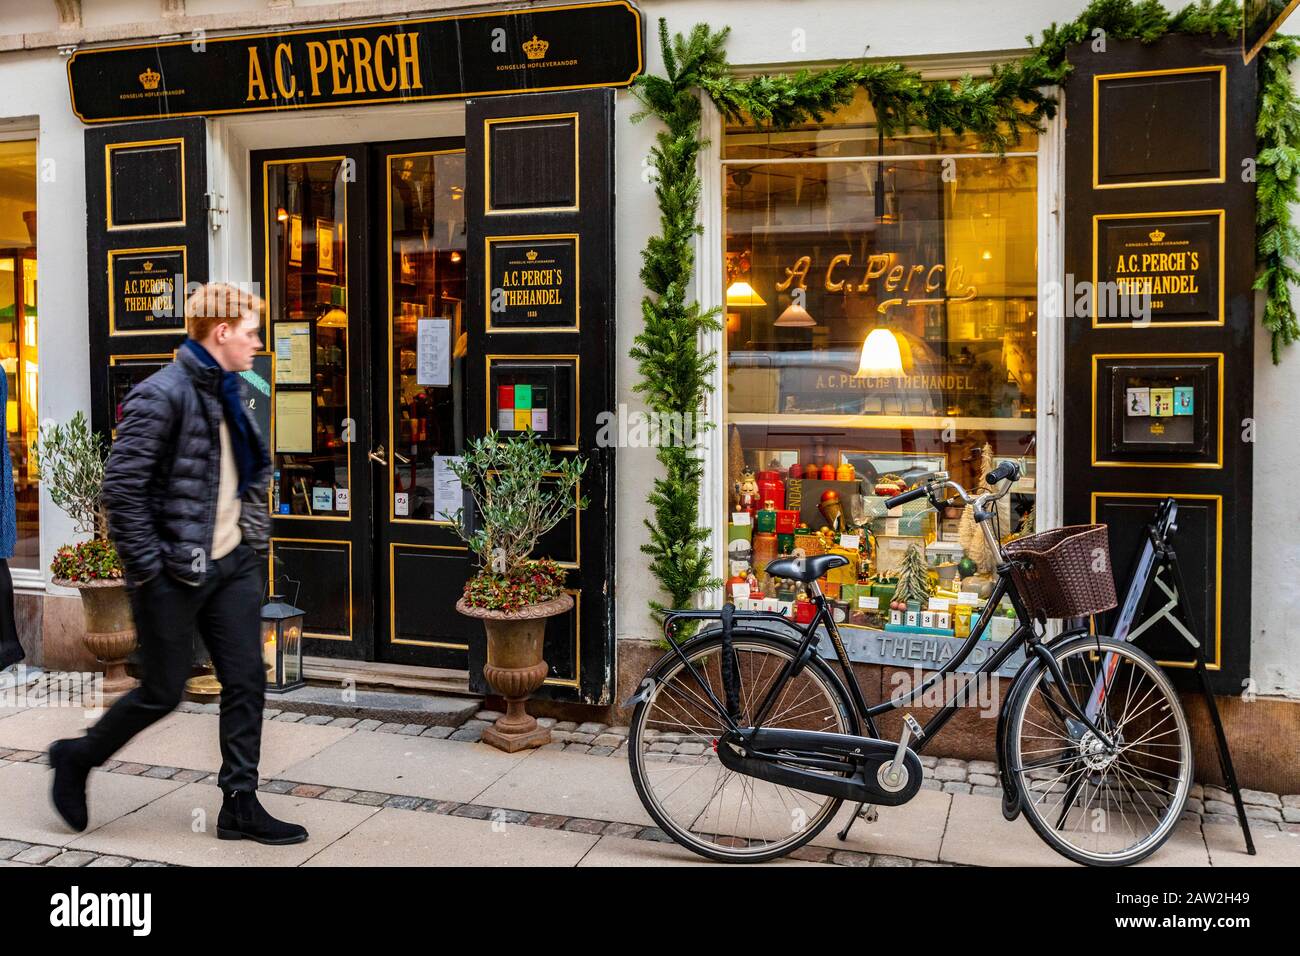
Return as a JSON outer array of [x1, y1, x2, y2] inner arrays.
[[78, 3, 640, 705]]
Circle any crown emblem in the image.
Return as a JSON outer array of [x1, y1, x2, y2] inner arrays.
[[139, 66, 161, 90], [526, 249, 539, 261], [1150, 421, 1166, 435], [1149, 229, 1165, 242], [142, 261, 154, 272], [522, 35, 549, 60]]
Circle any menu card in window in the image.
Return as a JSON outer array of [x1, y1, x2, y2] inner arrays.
[[417, 317, 450, 387]]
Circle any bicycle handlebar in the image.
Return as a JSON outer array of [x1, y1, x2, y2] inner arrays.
[[884, 462, 1020, 516]]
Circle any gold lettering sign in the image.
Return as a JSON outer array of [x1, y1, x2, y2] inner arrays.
[[486, 235, 579, 332], [244, 31, 423, 104], [1093, 211, 1223, 327], [108, 247, 188, 336], [776, 252, 977, 306]]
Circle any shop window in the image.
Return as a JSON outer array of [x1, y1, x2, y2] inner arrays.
[[265, 158, 351, 517], [723, 104, 1037, 631], [387, 150, 467, 521], [0, 140, 38, 570]]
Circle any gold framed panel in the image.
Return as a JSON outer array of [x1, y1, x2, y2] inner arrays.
[[483, 233, 581, 333], [1090, 209, 1225, 329], [484, 353, 580, 452], [1090, 352, 1224, 469], [107, 351, 177, 438], [1092, 66, 1227, 190], [66, 2, 644, 124], [104, 137, 187, 230], [483, 112, 580, 215], [388, 542, 471, 650], [261, 154, 353, 523], [385, 147, 466, 527], [1089, 492, 1222, 670], [268, 536, 354, 641], [106, 245, 188, 336], [543, 587, 581, 688]]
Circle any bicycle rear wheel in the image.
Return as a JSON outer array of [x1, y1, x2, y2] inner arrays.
[[1006, 633, 1192, 866], [628, 630, 857, 863]]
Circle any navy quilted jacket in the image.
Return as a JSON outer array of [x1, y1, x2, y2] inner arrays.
[[101, 345, 271, 586]]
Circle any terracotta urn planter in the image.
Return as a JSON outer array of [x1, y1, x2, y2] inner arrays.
[[457, 592, 573, 752], [53, 577, 138, 704]]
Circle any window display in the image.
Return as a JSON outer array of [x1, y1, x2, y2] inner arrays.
[[723, 97, 1037, 640]]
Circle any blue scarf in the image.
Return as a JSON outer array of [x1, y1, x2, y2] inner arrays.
[[182, 339, 265, 494]]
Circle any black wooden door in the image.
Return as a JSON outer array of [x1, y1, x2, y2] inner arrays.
[[1061, 35, 1256, 693], [85, 118, 209, 437], [464, 89, 617, 704], [251, 144, 375, 662], [369, 137, 479, 669]]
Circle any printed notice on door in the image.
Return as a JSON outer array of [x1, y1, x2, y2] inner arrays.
[[434, 455, 463, 522], [274, 321, 312, 384], [417, 317, 450, 387]]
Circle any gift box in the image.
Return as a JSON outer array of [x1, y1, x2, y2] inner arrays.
[[776, 509, 799, 534], [794, 533, 825, 557]]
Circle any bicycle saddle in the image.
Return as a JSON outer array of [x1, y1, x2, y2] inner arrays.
[[764, 554, 848, 583]]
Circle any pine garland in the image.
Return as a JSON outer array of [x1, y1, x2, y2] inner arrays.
[[632, 2, 1300, 624], [629, 22, 730, 624]]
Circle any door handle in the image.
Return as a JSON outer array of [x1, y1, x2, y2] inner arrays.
[[368, 445, 388, 466], [393, 450, 410, 465]]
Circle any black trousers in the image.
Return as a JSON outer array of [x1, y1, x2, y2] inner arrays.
[[76, 542, 266, 792], [0, 559, 23, 670]]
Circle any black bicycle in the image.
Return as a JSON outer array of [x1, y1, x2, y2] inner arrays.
[[626, 463, 1193, 866]]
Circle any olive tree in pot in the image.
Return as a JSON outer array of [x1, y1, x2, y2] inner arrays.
[[32, 413, 136, 702], [448, 430, 586, 752]]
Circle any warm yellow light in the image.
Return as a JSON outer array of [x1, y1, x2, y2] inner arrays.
[[774, 301, 816, 327], [981, 249, 992, 260], [276, 207, 289, 222], [450, 251, 462, 263], [725, 280, 766, 307], [855, 328, 905, 378]]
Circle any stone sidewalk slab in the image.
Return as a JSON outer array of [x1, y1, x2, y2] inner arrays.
[[578, 834, 829, 867], [812, 788, 950, 861], [114, 712, 353, 778], [68, 782, 375, 867], [0, 761, 184, 847], [1204, 817, 1300, 866], [473, 748, 654, 824], [302, 807, 598, 866], [277, 730, 530, 804], [940, 791, 1212, 866], [0, 706, 105, 752]]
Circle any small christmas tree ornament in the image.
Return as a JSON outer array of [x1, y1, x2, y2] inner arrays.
[[890, 543, 933, 610]]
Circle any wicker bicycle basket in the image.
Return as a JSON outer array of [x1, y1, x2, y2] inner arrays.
[[1001, 524, 1118, 620]]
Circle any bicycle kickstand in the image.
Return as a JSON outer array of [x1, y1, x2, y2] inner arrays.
[[836, 802, 879, 841]]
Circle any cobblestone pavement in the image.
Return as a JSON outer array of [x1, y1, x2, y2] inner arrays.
[[0, 700, 1292, 867]]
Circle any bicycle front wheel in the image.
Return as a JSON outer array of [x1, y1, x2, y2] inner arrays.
[[1006, 634, 1193, 866], [628, 630, 858, 863]]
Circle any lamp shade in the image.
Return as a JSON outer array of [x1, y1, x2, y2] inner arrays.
[[774, 300, 816, 327], [725, 280, 766, 307], [855, 328, 905, 378]]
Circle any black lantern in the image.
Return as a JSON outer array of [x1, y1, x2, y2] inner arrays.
[[261, 592, 305, 693]]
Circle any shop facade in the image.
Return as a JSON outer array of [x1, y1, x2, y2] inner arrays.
[[1, 0, 1296, 789]]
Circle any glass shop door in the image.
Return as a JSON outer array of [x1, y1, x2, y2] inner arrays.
[[369, 139, 478, 668], [253, 145, 376, 662]]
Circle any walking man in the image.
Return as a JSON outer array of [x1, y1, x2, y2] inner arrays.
[[49, 282, 307, 845]]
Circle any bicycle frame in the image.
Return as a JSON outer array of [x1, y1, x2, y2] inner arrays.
[[661, 557, 1116, 755]]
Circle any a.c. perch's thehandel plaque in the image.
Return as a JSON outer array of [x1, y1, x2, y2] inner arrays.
[[486, 235, 578, 331], [67, 2, 643, 123]]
